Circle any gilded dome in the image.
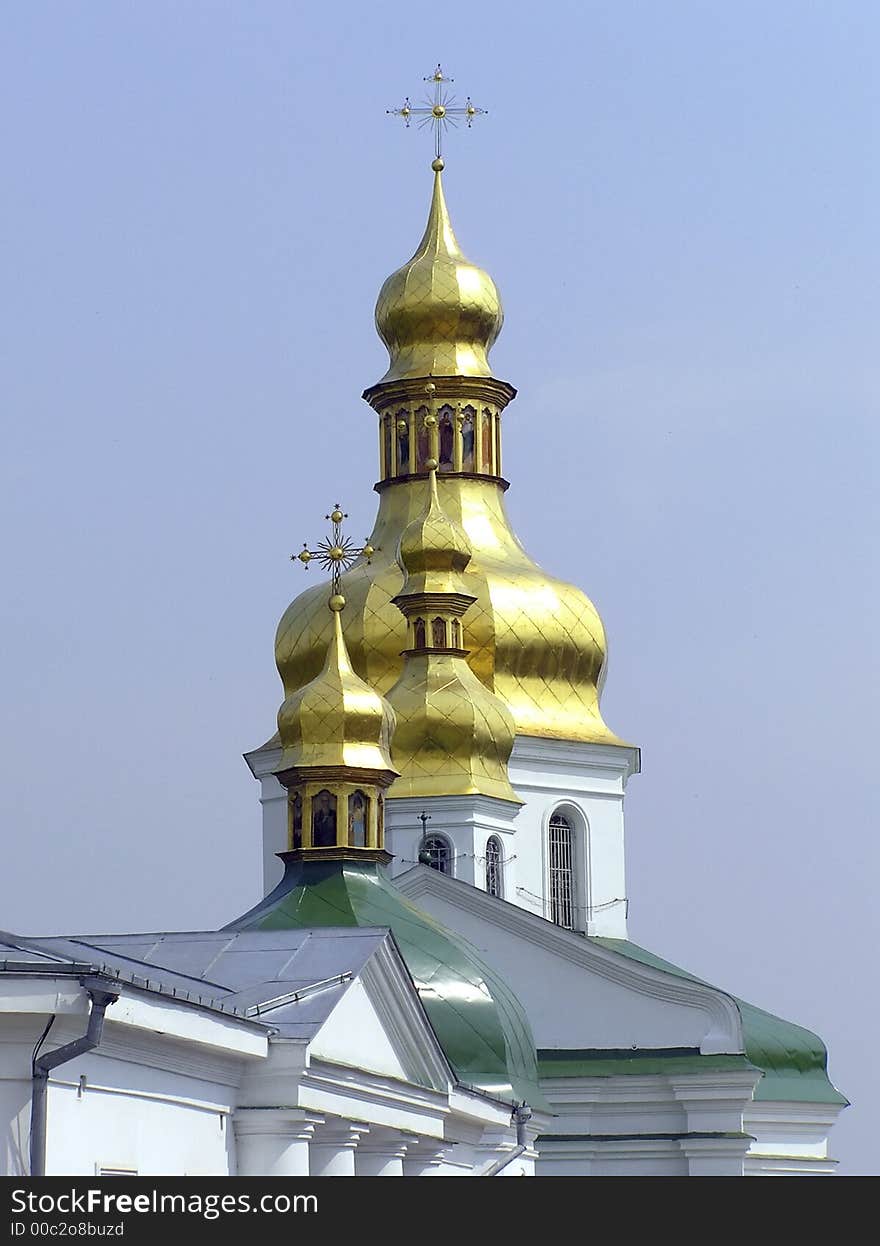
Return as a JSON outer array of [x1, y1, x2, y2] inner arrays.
[[275, 477, 628, 748], [385, 468, 520, 804], [397, 465, 472, 592], [269, 166, 632, 765], [276, 600, 397, 775], [375, 167, 503, 383]]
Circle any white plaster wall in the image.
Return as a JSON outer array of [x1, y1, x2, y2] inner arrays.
[[0, 1080, 31, 1177], [251, 738, 636, 939], [385, 794, 518, 888], [47, 1078, 234, 1176], [379, 739, 637, 937], [506, 737, 637, 939], [259, 771, 287, 893]]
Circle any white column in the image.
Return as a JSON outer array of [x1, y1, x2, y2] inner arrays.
[[310, 1121, 368, 1177], [233, 1109, 322, 1176], [354, 1131, 411, 1177]]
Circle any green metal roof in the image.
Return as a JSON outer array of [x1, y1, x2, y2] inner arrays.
[[591, 939, 848, 1106], [226, 858, 546, 1111], [538, 1047, 757, 1080]]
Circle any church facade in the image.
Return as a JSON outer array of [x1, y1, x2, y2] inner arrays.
[[0, 146, 845, 1177]]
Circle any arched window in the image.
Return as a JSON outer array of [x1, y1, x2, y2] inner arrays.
[[548, 812, 575, 929], [413, 618, 427, 649], [485, 836, 503, 898], [450, 618, 462, 649], [419, 834, 452, 875], [431, 617, 447, 648], [396, 413, 410, 476]]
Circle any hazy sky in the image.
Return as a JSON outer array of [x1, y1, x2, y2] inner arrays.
[[1, 2, 876, 1174]]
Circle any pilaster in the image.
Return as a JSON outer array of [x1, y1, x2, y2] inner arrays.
[[233, 1109, 322, 1177]]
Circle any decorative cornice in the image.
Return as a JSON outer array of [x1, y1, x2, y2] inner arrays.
[[358, 939, 455, 1093], [510, 735, 641, 782], [362, 374, 517, 412]]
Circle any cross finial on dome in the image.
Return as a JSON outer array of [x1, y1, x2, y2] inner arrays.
[[292, 505, 376, 607], [387, 64, 486, 166]]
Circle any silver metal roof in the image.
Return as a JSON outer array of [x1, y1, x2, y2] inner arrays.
[[0, 928, 394, 1038]]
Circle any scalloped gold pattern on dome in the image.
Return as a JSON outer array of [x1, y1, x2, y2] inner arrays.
[[274, 477, 628, 748], [375, 169, 503, 383], [386, 653, 521, 802], [277, 607, 397, 774]]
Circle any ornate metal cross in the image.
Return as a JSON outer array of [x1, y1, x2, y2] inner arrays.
[[292, 505, 375, 599], [387, 64, 486, 164]]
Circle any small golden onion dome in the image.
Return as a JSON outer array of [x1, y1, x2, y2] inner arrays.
[[276, 599, 397, 774], [386, 654, 521, 803], [374, 167, 503, 382], [397, 467, 472, 595], [385, 468, 521, 805]]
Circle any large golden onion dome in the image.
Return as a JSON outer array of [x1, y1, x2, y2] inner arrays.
[[276, 597, 397, 775], [375, 165, 503, 382], [269, 165, 633, 766]]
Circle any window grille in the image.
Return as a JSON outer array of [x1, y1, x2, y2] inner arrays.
[[548, 813, 575, 929], [485, 836, 503, 898], [421, 835, 452, 875]]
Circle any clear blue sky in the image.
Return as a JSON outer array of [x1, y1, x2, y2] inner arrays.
[[1, 2, 876, 1173]]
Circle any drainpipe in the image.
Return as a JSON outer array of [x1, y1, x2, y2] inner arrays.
[[30, 977, 120, 1176], [476, 1103, 533, 1177]]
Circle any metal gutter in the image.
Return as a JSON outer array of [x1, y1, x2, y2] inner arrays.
[[475, 1103, 532, 1177], [30, 976, 120, 1177]]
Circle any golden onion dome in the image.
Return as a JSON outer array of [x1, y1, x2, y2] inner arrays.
[[276, 597, 397, 775], [265, 167, 634, 767], [375, 165, 503, 382], [274, 479, 628, 749], [397, 464, 472, 593], [385, 467, 521, 804]]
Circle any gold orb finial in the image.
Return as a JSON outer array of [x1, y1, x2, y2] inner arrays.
[[329, 594, 346, 612], [425, 456, 439, 471]]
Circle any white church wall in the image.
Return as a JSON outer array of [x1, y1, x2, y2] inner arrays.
[[385, 794, 519, 887], [743, 1102, 843, 1175], [47, 1074, 234, 1176], [506, 737, 638, 939], [1, 1014, 50, 1176], [247, 732, 638, 942]]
